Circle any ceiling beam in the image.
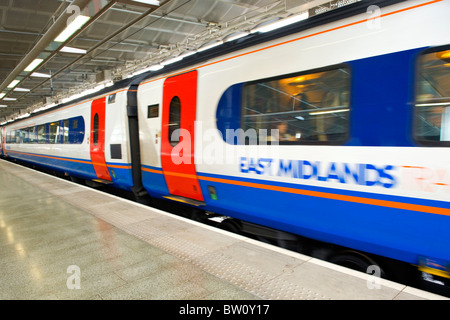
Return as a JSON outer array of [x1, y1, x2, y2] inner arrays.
[[0, 0, 92, 95]]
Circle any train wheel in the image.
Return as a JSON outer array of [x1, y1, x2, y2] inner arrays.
[[219, 219, 241, 234], [329, 250, 386, 278]]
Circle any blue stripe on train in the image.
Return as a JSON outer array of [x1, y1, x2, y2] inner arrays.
[[7, 150, 134, 190], [196, 171, 450, 267]]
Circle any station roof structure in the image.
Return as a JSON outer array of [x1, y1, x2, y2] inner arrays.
[[0, 0, 358, 122]]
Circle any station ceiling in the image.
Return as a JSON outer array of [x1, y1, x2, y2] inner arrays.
[[0, 0, 338, 121]]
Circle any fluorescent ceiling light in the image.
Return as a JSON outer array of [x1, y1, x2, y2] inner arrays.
[[7, 80, 20, 88], [416, 102, 450, 107], [13, 87, 31, 92], [0, 105, 7, 108], [161, 56, 183, 66], [224, 32, 249, 42], [24, 58, 44, 72], [31, 72, 51, 78], [145, 64, 164, 71], [55, 15, 90, 42], [60, 46, 87, 54], [252, 12, 309, 33], [197, 40, 223, 52], [309, 108, 349, 116], [132, 0, 160, 5], [3, 98, 17, 101], [178, 50, 196, 59], [0, 93, 5, 99], [17, 113, 30, 119]]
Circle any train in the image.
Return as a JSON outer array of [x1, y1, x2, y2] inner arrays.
[[1, 0, 450, 294]]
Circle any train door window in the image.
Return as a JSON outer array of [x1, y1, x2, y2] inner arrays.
[[415, 46, 450, 146], [168, 96, 181, 146], [37, 124, 46, 143], [93, 113, 99, 146], [241, 65, 350, 145]]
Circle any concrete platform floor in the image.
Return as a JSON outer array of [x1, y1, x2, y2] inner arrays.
[[0, 159, 447, 300]]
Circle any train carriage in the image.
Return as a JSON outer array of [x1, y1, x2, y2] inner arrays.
[[1, 78, 145, 195], [137, 0, 450, 285], [1, 0, 450, 292]]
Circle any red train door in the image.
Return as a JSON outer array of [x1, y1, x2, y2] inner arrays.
[[90, 97, 112, 181], [161, 70, 204, 202]]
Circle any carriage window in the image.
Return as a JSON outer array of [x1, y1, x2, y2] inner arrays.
[[93, 113, 99, 146], [148, 104, 159, 118], [49, 121, 59, 144], [62, 119, 69, 144], [37, 124, 46, 143], [29, 126, 37, 143], [415, 47, 450, 146], [241, 66, 350, 145], [168, 96, 181, 146], [70, 117, 84, 144]]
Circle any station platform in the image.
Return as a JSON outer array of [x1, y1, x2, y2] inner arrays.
[[0, 159, 447, 301]]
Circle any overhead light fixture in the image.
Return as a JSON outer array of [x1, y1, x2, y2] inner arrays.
[[178, 50, 196, 59], [60, 46, 87, 54], [3, 98, 17, 101], [55, 15, 90, 42], [224, 32, 249, 42], [13, 88, 31, 92], [7, 80, 20, 88], [132, 0, 160, 5], [309, 108, 349, 116], [24, 58, 44, 72], [251, 12, 309, 33], [161, 56, 183, 66], [31, 72, 51, 78], [197, 40, 223, 52], [0, 93, 5, 99], [0, 105, 7, 108]]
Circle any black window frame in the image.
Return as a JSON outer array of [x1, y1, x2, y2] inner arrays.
[[413, 44, 450, 147], [168, 96, 181, 147], [240, 63, 351, 146]]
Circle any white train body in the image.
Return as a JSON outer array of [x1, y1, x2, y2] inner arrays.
[[2, 0, 450, 284]]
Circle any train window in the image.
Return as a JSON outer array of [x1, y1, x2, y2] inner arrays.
[[93, 113, 99, 146], [37, 124, 46, 144], [108, 94, 116, 104], [15, 130, 21, 144], [49, 121, 59, 144], [29, 126, 37, 143], [241, 66, 350, 145], [62, 119, 69, 144], [168, 96, 181, 146], [148, 104, 159, 118], [415, 47, 450, 146], [69, 116, 84, 144], [21, 128, 29, 144]]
